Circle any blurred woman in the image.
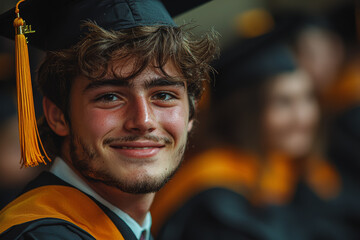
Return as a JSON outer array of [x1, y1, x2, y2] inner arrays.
[[151, 40, 348, 239]]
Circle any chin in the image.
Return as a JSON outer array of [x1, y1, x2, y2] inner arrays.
[[112, 172, 172, 194], [284, 145, 312, 159], [93, 162, 179, 194]]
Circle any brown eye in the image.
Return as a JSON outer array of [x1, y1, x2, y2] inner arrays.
[[97, 94, 119, 102], [152, 92, 175, 101]]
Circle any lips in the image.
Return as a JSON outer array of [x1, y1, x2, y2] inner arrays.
[[116, 146, 154, 149], [109, 141, 165, 159]]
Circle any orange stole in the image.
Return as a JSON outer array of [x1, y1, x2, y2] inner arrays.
[[0, 185, 124, 239], [323, 57, 360, 113]]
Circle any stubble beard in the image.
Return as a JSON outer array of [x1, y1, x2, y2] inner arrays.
[[69, 131, 187, 194]]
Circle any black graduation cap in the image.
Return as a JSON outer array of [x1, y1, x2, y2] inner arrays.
[[0, 0, 209, 51], [213, 15, 300, 99]]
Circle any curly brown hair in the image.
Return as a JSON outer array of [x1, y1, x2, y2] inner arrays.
[[37, 22, 219, 158]]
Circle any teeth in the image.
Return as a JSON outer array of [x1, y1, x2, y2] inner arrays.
[[120, 147, 152, 149]]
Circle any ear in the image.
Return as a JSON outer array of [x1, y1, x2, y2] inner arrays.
[[187, 98, 198, 132], [187, 119, 194, 132], [43, 97, 69, 136]]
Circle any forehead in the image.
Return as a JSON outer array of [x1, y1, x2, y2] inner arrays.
[[105, 57, 183, 85], [267, 70, 313, 95], [72, 58, 186, 93]]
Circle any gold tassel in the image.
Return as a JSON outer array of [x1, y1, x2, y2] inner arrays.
[[14, 0, 50, 167]]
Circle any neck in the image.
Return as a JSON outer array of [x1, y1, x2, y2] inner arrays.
[[86, 181, 155, 225], [65, 161, 154, 225]]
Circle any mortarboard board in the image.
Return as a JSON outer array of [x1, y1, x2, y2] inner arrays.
[[0, 0, 209, 51], [0, 0, 210, 167]]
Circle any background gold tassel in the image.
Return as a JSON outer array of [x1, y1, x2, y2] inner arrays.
[[14, 0, 50, 167]]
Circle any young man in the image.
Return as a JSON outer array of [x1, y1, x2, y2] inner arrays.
[[0, 0, 218, 239]]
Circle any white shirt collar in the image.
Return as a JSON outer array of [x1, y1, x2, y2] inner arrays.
[[49, 157, 152, 240]]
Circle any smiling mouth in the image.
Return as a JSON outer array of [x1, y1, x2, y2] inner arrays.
[[113, 146, 161, 150], [109, 142, 165, 159]]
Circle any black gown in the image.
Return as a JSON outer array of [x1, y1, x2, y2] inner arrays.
[[156, 185, 359, 240]]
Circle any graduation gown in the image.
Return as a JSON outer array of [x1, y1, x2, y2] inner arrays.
[[156, 185, 357, 240], [327, 106, 360, 237], [151, 148, 352, 240], [0, 172, 141, 240]]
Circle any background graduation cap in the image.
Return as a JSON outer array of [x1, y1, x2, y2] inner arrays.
[[0, 0, 209, 51], [0, 0, 210, 167], [212, 13, 302, 99]]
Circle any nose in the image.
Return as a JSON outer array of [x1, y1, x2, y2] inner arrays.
[[292, 100, 318, 128], [123, 96, 156, 134]]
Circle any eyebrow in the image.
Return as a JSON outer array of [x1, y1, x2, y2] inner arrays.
[[83, 79, 130, 93], [144, 78, 185, 89], [83, 77, 185, 93]]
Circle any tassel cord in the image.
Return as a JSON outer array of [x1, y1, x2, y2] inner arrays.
[[14, 0, 50, 167]]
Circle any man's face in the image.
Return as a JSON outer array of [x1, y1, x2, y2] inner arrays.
[[66, 60, 192, 194]]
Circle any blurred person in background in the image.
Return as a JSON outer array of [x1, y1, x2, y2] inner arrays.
[[319, 3, 360, 234], [150, 29, 353, 239], [292, 5, 360, 233], [293, 16, 345, 97], [291, 5, 359, 115]]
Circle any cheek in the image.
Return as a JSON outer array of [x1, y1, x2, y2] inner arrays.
[[73, 107, 123, 141], [264, 107, 291, 134], [154, 106, 189, 140], [304, 104, 320, 128]]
